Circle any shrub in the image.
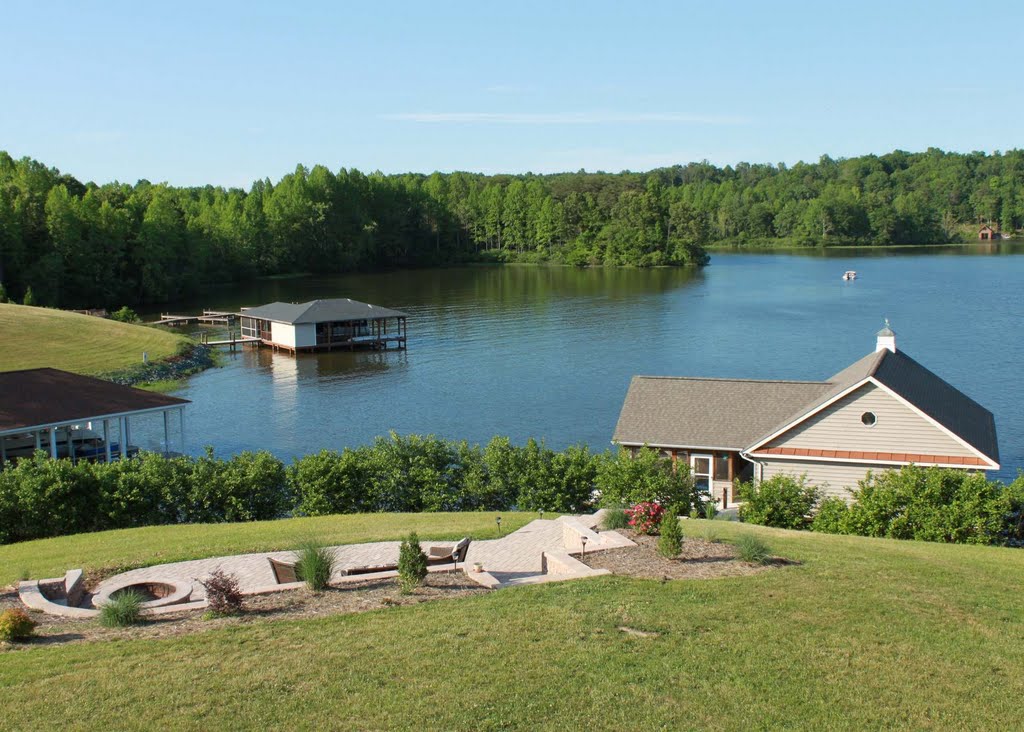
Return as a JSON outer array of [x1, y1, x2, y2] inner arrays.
[[600, 507, 630, 530], [657, 509, 683, 557], [110, 306, 140, 323], [398, 532, 429, 594], [811, 497, 851, 534], [737, 474, 820, 529], [0, 608, 37, 642], [735, 534, 771, 564], [290, 449, 373, 516], [596, 447, 700, 514], [99, 590, 144, 627], [199, 569, 244, 615], [295, 541, 335, 591], [627, 501, 665, 535], [22, 286, 35, 306]]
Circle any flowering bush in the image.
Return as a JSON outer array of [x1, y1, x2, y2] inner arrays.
[[627, 501, 665, 535], [0, 608, 37, 642]]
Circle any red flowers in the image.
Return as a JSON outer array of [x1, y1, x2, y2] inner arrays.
[[627, 502, 665, 535]]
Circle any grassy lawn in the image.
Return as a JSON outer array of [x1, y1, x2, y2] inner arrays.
[[0, 302, 186, 374], [0, 512, 537, 585], [3, 519, 1024, 729]]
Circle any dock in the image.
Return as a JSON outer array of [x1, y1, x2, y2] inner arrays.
[[156, 310, 238, 326]]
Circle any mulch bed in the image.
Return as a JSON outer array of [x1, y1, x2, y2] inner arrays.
[[0, 572, 485, 650], [579, 527, 786, 581]]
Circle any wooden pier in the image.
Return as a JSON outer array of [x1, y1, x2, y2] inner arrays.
[[156, 310, 238, 327]]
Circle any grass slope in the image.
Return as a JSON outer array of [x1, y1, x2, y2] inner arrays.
[[0, 512, 536, 585], [3, 519, 1024, 729], [0, 302, 186, 374]]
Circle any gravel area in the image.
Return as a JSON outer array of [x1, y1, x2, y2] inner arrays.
[[579, 528, 783, 581], [0, 572, 486, 649]]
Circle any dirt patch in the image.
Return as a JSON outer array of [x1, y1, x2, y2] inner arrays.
[[579, 529, 786, 581], [0, 572, 486, 650]]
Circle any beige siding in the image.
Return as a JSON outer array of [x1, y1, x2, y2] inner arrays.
[[768, 382, 975, 458], [759, 459, 883, 501]]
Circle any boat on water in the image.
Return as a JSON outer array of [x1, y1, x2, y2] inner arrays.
[[842, 270, 857, 281]]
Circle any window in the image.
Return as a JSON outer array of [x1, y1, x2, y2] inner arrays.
[[714, 454, 730, 480], [861, 411, 877, 427]]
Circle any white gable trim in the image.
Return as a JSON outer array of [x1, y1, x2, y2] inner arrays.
[[864, 376, 999, 469], [614, 441, 745, 452], [744, 379, 870, 454]]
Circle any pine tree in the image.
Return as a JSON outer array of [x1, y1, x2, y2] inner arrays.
[[658, 508, 683, 558]]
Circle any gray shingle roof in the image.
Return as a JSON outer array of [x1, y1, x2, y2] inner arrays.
[[613, 377, 832, 450], [241, 298, 408, 324], [615, 347, 999, 464]]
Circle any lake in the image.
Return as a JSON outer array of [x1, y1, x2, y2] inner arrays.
[[135, 245, 1024, 482]]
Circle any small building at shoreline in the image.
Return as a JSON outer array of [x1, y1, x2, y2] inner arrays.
[[978, 225, 1001, 241], [238, 298, 408, 354], [613, 323, 1000, 506]]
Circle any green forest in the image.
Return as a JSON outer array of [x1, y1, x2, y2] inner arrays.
[[0, 148, 1022, 308]]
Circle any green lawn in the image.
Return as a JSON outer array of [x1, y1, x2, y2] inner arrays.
[[0, 512, 536, 586], [0, 302, 186, 374], [3, 518, 1024, 730]]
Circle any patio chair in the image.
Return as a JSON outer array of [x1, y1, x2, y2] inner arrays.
[[268, 557, 299, 584], [426, 537, 471, 569]]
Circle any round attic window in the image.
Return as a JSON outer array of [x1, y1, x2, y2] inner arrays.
[[861, 411, 877, 427]]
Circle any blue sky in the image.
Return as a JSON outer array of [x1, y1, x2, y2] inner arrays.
[[2, 0, 1021, 186]]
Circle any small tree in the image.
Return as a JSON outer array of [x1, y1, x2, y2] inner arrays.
[[398, 531, 428, 594], [0, 281, 7, 303], [657, 508, 683, 557], [22, 287, 36, 306], [111, 306, 140, 323]]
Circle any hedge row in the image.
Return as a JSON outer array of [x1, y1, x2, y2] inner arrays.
[[737, 466, 1024, 546], [0, 434, 699, 545]]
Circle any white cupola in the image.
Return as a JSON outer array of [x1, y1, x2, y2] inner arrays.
[[875, 319, 896, 353]]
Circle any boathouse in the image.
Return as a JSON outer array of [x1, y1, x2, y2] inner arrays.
[[613, 323, 999, 507], [978, 225, 1001, 241], [0, 368, 189, 464], [238, 298, 408, 354]]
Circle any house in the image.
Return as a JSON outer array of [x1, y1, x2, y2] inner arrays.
[[0, 368, 189, 464], [979, 225, 1001, 241], [238, 298, 408, 354], [613, 324, 999, 506]]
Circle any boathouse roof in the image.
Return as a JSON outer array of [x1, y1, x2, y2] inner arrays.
[[615, 344, 999, 464], [240, 298, 408, 324], [0, 368, 189, 436]]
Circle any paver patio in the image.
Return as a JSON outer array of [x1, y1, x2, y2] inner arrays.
[[20, 513, 634, 616]]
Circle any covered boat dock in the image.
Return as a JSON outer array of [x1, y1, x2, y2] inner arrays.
[[238, 298, 408, 354], [0, 368, 190, 465]]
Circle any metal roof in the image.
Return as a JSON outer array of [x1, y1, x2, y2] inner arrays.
[[240, 298, 408, 324], [614, 347, 999, 464], [0, 368, 189, 435]]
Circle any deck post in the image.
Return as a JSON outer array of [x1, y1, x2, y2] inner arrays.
[[104, 420, 112, 463], [179, 408, 186, 455], [119, 418, 128, 460], [163, 410, 171, 456], [49, 427, 58, 459], [35, 431, 41, 452], [1, 436, 6, 464]]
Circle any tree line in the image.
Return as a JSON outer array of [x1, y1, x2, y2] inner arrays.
[[1, 148, 1022, 308], [0, 435, 698, 545]]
